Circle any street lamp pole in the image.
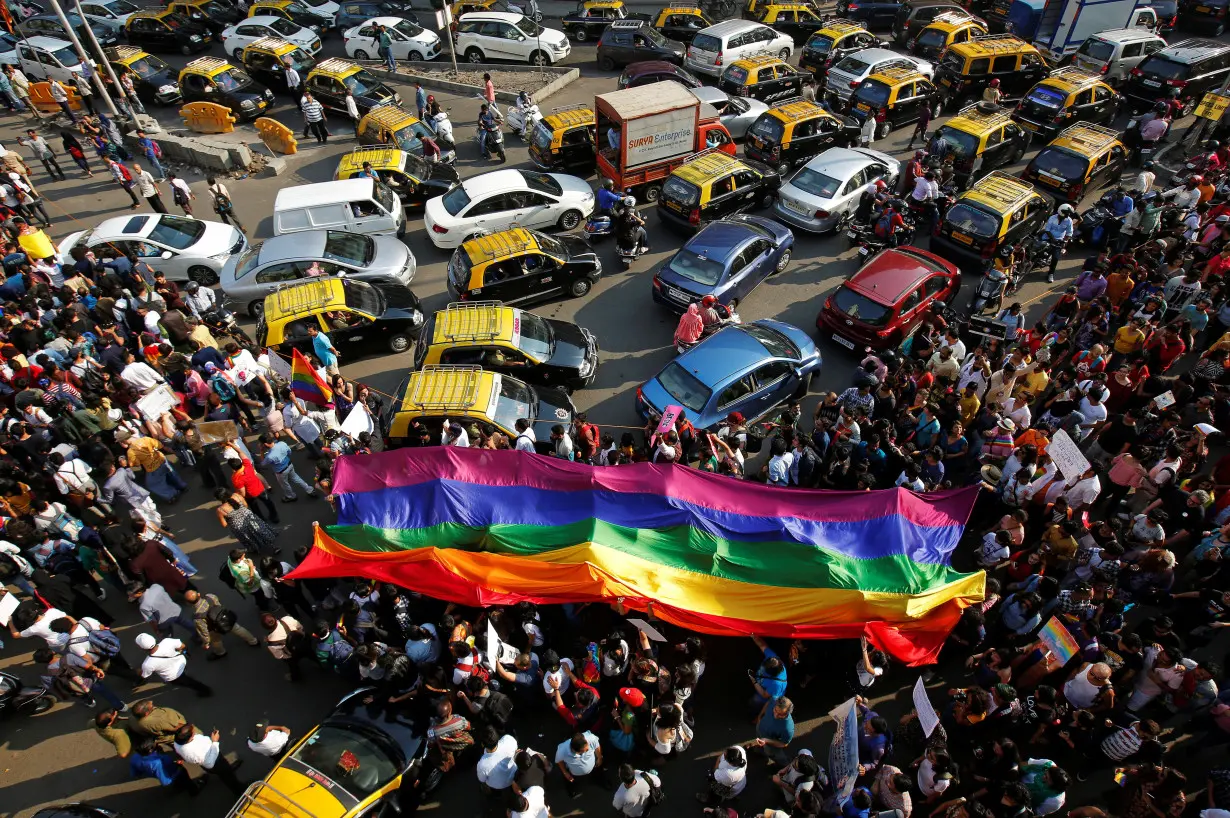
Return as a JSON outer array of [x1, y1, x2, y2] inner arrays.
[[46, 0, 118, 117]]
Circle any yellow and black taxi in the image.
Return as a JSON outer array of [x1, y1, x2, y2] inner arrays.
[[847, 63, 938, 138], [753, 4, 829, 43], [745, 98, 860, 174], [908, 9, 986, 61], [719, 55, 804, 104], [385, 365, 576, 451], [357, 104, 440, 159], [658, 149, 781, 230], [798, 19, 880, 75], [248, 0, 330, 34], [744, 0, 819, 18], [415, 302, 599, 390], [447, 228, 602, 305], [1022, 122, 1127, 202], [104, 45, 181, 106], [241, 36, 317, 95], [335, 145, 460, 209], [652, 2, 713, 44], [929, 169, 1051, 271], [256, 277, 424, 359], [306, 58, 399, 117], [561, 0, 650, 42], [450, 0, 521, 17], [1012, 66, 1120, 140], [124, 9, 212, 55], [933, 33, 1046, 109], [529, 104, 596, 175], [166, 0, 245, 36], [934, 101, 1030, 177], [228, 689, 431, 818], [178, 56, 274, 120]]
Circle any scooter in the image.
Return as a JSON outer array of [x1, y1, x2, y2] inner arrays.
[[203, 306, 253, 346], [617, 232, 648, 268], [584, 211, 615, 241], [505, 97, 543, 140], [0, 670, 55, 718], [476, 123, 506, 162], [968, 266, 1009, 314], [430, 110, 457, 163]]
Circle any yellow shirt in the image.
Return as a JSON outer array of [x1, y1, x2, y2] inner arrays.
[[127, 436, 167, 473], [1113, 325, 1146, 355], [1015, 370, 1049, 399], [1105, 273, 1135, 307], [959, 394, 981, 426]]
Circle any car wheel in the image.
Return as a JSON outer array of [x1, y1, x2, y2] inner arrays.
[[758, 189, 775, 209], [777, 160, 791, 176], [778, 48, 790, 61], [354, 48, 369, 58], [598, 54, 615, 71], [465, 47, 484, 63], [572, 27, 587, 42], [569, 278, 592, 297], [876, 120, 891, 140], [644, 184, 662, 202], [408, 50, 422, 61], [773, 248, 791, 274], [388, 333, 411, 353], [558, 209, 583, 230], [248, 300, 264, 318], [530, 50, 551, 66], [232, 47, 244, 60], [188, 265, 218, 285], [792, 371, 813, 399]]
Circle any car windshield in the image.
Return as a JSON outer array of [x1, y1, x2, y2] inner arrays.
[[805, 33, 834, 53], [393, 18, 424, 36], [515, 311, 554, 361], [148, 216, 206, 249], [917, 27, 946, 48], [1076, 37, 1114, 61], [197, 0, 230, 13], [235, 243, 263, 278], [126, 55, 168, 77], [936, 125, 978, 158], [834, 54, 869, 74], [269, 16, 299, 33], [519, 170, 562, 196], [344, 69, 383, 96], [939, 51, 963, 72], [162, 11, 190, 27], [373, 180, 398, 214], [742, 323, 799, 358], [1031, 147, 1089, 179], [531, 120, 553, 150], [748, 115, 784, 143], [789, 166, 842, 199], [726, 95, 749, 114], [642, 26, 666, 45], [323, 232, 375, 266], [214, 68, 252, 90], [51, 45, 79, 66], [1142, 57, 1188, 81], [1024, 85, 1065, 108], [723, 65, 749, 85], [516, 17, 543, 36], [286, 47, 314, 69], [853, 79, 891, 107], [442, 185, 471, 216], [492, 376, 537, 429], [105, 0, 139, 11], [945, 202, 999, 236], [666, 248, 726, 286], [532, 231, 566, 258], [833, 285, 891, 326], [291, 724, 401, 800], [344, 280, 384, 316], [656, 361, 711, 414]]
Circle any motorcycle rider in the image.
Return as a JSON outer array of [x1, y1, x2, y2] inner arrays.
[[477, 103, 501, 161], [510, 90, 536, 138], [856, 179, 888, 224], [699, 295, 722, 330], [982, 78, 1002, 105], [1138, 107, 1170, 158], [1164, 175, 1204, 211], [597, 178, 622, 217], [909, 169, 940, 225], [902, 150, 927, 196], [617, 195, 649, 255], [183, 280, 217, 319], [1040, 203, 1076, 283], [1135, 161, 1156, 194], [873, 198, 907, 246]]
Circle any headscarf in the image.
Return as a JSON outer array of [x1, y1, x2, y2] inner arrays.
[[673, 303, 704, 346]]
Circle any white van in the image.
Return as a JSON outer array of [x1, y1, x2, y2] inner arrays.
[[1073, 28, 1167, 86], [272, 177, 406, 239], [685, 20, 794, 79], [17, 35, 84, 83]]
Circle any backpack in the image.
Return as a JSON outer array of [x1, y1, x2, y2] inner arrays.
[[210, 372, 237, 401], [116, 163, 132, 183], [213, 188, 233, 213], [874, 211, 895, 240], [641, 772, 665, 806], [68, 620, 121, 657]]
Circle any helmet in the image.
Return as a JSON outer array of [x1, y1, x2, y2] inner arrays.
[[1154, 102, 1169, 114], [914, 150, 925, 159], [880, 350, 898, 370], [1058, 204, 1073, 215], [1217, 215, 1230, 224], [602, 178, 614, 190], [1143, 161, 1154, 170], [622, 195, 635, 208], [874, 179, 887, 191], [701, 295, 716, 306], [1207, 140, 1220, 150], [1191, 175, 1204, 185], [186, 281, 200, 293], [989, 78, 1000, 87]]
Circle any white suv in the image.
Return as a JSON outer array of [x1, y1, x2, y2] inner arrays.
[[685, 20, 794, 79], [455, 11, 570, 66]]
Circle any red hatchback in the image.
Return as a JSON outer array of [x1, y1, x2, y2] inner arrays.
[[818, 246, 959, 350]]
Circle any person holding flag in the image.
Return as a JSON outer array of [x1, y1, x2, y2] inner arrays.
[[306, 324, 340, 377], [289, 346, 335, 410]]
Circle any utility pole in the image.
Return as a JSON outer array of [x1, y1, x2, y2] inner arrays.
[[46, 0, 118, 118], [72, 0, 136, 121]]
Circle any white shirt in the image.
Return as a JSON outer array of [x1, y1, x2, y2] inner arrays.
[[541, 658, 574, 695], [143, 310, 162, 337], [135, 170, 157, 199], [175, 731, 220, 769], [714, 746, 748, 796], [514, 427, 537, 453], [442, 427, 470, 447], [66, 616, 105, 660], [476, 734, 519, 789], [613, 770, 661, 817], [120, 361, 163, 392], [1063, 475, 1101, 509], [248, 728, 291, 757], [911, 176, 938, 201], [19, 607, 69, 649], [1166, 185, 1201, 210], [53, 458, 95, 495], [169, 177, 192, 199], [918, 757, 951, 796], [141, 637, 188, 681], [283, 402, 322, 444], [977, 533, 1010, 567], [1135, 170, 1156, 193], [511, 785, 550, 818], [48, 80, 67, 102]]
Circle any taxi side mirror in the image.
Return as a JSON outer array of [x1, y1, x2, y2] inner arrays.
[[204, 85, 215, 92]]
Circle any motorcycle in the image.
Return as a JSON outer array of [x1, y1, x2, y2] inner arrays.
[[1015, 235, 1058, 287], [0, 670, 55, 718], [505, 97, 543, 140], [855, 214, 916, 266], [1077, 195, 1118, 248], [617, 233, 649, 268], [203, 305, 253, 346], [475, 122, 506, 162], [968, 266, 1009, 314]]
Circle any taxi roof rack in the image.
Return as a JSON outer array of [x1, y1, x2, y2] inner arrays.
[[680, 145, 730, 165], [1046, 65, 1101, 85], [227, 780, 329, 818], [930, 9, 976, 24], [1055, 121, 1122, 152], [818, 17, 865, 30], [952, 101, 1014, 126], [963, 32, 1027, 52], [968, 170, 1036, 207], [873, 63, 927, 81], [410, 365, 484, 410], [185, 56, 231, 73], [548, 103, 591, 116], [248, 35, 295, 51], [103, 44, 144, 60], [609, 18, 646, 27], [273, 279, 338, 315], [440, 301, 505, 341], [465, 228, 539, 263], [315, 57, 358, 74], [663, 0, 701, 8]]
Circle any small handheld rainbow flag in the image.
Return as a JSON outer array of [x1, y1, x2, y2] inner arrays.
[[290, 347, 334, 406]]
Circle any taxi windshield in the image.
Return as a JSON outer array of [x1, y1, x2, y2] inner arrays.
[[531, 120, 552, 150], [403, 151, 430, 178], [324, 231, 375, 266], [286, 47, 314, 69], [936, 125, 979, 157], [854, 79, 891, 107], [214, 68, 252, 91], [162, 11, 190, 27], [515, 311, 554, 361], [197, 0, 231, 13], [1031, 147, 1089, 179], [939, 51, 963, 72], [917, 27, 946, 48], [748, 115, 785, 143], [269, 16, 300, 34], [126, 55, 167, 77], [492, 376, 537, 430], [148, 215, 206, 249], [344, 281, 384, 316], [344, 69, 382, 96], [945, 202, 999, 236], [291, 724, 401, 800], [806, 33, 834, 53], [391, 125, 423, 152]]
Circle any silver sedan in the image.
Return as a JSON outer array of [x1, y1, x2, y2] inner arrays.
[[773, 147, 899, 233], [219, 229, 417, 316], [687, 85, 768, 141]]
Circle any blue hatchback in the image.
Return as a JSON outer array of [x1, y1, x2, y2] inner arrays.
[[636, 319, 822, 430], [335, 0, 418, 28], [651, 214, 794, 313]]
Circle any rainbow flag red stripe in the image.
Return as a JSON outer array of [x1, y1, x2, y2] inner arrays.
[[290, 347, 333, 406]]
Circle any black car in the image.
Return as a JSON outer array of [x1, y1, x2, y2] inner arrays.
[[32, 808, 116, 818], [257, 280, 424, 360], [447, 234, 603, 307], [597, 19, 684, 70], [105, 49, 182, 105], [178, 63, 274, 121], [836, 0, 903, 29], [654, 7, 711, 43], [241, 45, 316, 95], [124, 11, 212, 55], [305, 61, 398, 117], [166, 0, 244, 36], [20, 12, 119, 47], [617, 59, 703, 89], [891, 0, 975, 44], [1122, 38, 1230, 114], [336, 0, 417, 28], [561, 2, 651, 42]]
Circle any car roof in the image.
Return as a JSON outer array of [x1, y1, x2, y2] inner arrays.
[[1090, 27, 1163, 42], [687, 85, 727, 105], [259, 230, 331, 261], [836, 47, 908, 67], [274, 177, 377, 208], [846, 247, 950, 305], [243, 14, 289, 24], [461, 168, 530, 196], [1156, 38, 1230, 62], [622, 59, 686, 76], [673, 322, 784, 384], [458, 10, 523, 21], [87, 214, 160, 239], [683, 219, 759, 259], [20, 35, 74, 49], [698, 18, 763, 37], [803, 146, 885, 178]]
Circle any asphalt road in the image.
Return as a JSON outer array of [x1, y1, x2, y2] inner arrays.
[[0, 8, 1221, 818]]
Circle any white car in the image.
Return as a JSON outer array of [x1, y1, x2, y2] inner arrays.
[[687, 85, 767, 141], [58, 214, 246, 285], [297, 0, 340, 26], [343, 15, 439, 61], [424, 169, 594, 249], [454, 11, 569, 66], [685, 20, 793, 79], [825, 49, 933, 104], [79, 0, 140, 27], [220, 15, 322, 58], [773, 146, 899, 233]]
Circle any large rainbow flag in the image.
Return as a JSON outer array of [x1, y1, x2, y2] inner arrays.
[[291, 448, 985, 664], [290, 347, 333, 406]]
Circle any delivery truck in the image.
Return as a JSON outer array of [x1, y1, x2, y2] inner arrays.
[[1010, 0, 1157, 63], [594, 82, 736, 203]]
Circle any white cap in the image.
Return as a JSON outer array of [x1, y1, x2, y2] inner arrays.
[[135, 633, 156, 650]]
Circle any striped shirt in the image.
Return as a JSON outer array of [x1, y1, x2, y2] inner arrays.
[[301, 98, 325, 122], [1100, 723, 1143, 761]]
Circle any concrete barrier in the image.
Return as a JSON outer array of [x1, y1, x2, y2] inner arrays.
[[122, 130, 253, 173], [359, 62, 579, 105]]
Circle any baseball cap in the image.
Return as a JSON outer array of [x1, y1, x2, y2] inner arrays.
[[618, 687, 646, 707], [135, 633, 156, 650]]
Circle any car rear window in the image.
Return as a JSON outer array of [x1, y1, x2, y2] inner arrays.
[[656, 361, 711, 414], [723, 65, 749, 85], [788, 166, 842, 199], [945, 202, 999, 236], [806, 33, 834, 53], [662, 176, 700, 207], [1024, 85, 1066, 108], [833, 55, 870, 75], [1141, 56, 1189, 81], [854, 79, 891, 107], [939, 51, 963, 72], [748, 115, 785, 143], [691, 33, 720, 52], [916, 27, 946, 48], [666, 249, 726, 286], [1031, 147, 1090, 180], [1076, 37, 1115, 62], [833, 285, 891, 326]]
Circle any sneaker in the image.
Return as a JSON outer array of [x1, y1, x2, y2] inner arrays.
[[96, 587, 107, 601], [281, 497, 298, 503], [1047, 273, 1054, 283]]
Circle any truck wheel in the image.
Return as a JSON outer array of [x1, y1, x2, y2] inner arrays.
[[644, 184, 662, 202], [465, 47, 485, 63], [598, 55, 615, 71]]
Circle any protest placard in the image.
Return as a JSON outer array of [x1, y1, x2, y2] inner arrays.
[[1048, 429, 1091, 482]]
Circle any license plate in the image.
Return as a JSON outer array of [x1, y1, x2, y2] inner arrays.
[[846, 230, 859, 239], [257, 100, 266, 108], [941, 77, 952, 86], [950, 231, 973, 245], [1143, 79, 1160, 87], [1020, 120, 1038, 131], [750, 136, 763, 148], [664, 200, 682, 212], [785, 198, 811, 215], [1039, 171, 1063, 182], [858, 246, 870, 256], [832, 333, 856, 349], [666, 286, 687, 302], [856, 102, 869, 112], [1197, 5, 1210, 11]]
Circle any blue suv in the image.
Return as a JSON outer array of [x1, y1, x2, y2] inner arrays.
[[652, 215, 794, 314], [336, 0, 418, 29], [636, 320, 821, 430]]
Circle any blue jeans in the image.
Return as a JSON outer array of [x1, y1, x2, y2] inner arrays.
[[145, 462, 187, 502], [146, 154, 165, 180], [58, 101, 76, 123], [2, 90, 24, 111], [87, 678, 126, 710], [154, 612, 197, 640], [383, 47, 396, 71]]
